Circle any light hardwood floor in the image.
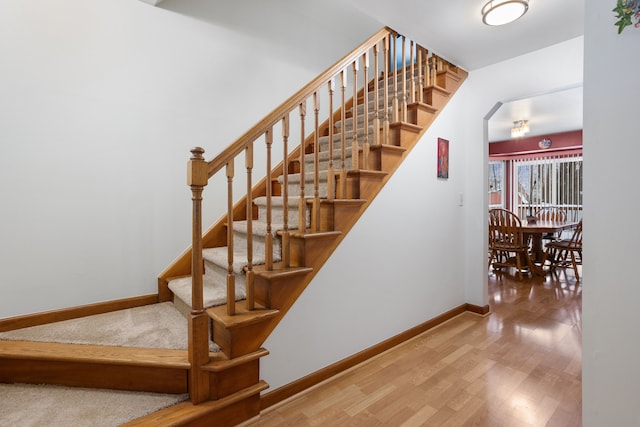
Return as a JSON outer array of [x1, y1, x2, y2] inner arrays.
[[245, 267, 582, 426]]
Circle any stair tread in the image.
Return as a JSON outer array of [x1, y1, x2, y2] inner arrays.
[[370, 144, 407, 153], [168, 274, 246, 309], [253, 264, 314, 278], [253, 196, 301, 207], [202, 347, 269, 372], [207, 303, 280, 330], [121, 380, 269, 426], [408, 101, 438, 112], [0, 340, 191, 368], [347, 169, 388, 177], [281, 169, 330, 184], [426, 84, 451, 95], [232, 219, 297, 234], [202, 246, 277, 270]]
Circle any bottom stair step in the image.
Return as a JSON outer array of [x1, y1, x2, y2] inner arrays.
[[0, 382, 189, 427], [122, 380, 269, 427], [0, 340, 192, 393]]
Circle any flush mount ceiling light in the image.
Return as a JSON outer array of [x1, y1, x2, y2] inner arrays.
[[482, 0, 529, 26], [511, 120, 530, 138]]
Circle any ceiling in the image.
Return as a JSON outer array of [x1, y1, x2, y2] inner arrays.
[[345, 0, 585, 142]]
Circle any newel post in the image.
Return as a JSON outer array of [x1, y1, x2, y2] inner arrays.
[[187, 146, 210, 403]]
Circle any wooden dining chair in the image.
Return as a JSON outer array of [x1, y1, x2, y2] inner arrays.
[[541, 220, 583, 280], [488, 208, 536, 278], [535, 206, 568, 244]]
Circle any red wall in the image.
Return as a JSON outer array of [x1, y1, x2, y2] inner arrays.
[[489, 129, 582, 158]]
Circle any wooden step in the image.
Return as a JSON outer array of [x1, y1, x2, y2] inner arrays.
[[289, 230, 342, 268], [0, 340, 191, 393], [437, 67, 465, 91], [389, 121, 423, 149], [369, 144, 407, 172], [317, 198, 368, 232], [122, 380, 269, 427], [253, 265, 314, 310], [407, 101, 438, 126], [207, 301, 280, 359], [423, 85, 451, 110], [338, 169, 388, 200], [203, 348, 270, 400]]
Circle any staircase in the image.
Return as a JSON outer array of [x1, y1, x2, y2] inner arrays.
[[0, 27, 467, 426]]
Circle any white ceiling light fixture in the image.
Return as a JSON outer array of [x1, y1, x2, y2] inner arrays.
[[511, 120, 530, 138], [482, 0, 529, 26]]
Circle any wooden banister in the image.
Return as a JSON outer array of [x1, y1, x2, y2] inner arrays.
[[171, 27, 467, 405]]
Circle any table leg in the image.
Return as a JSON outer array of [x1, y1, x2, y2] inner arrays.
[[526, 233, 544, 263]]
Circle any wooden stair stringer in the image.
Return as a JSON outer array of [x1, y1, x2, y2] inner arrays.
[[212, 67, 470, 361], [228, 66, 470, 359]]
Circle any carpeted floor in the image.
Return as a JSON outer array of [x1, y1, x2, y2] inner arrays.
[[0, 302, 219, 351], [0, 383, 188, 427], [0, 302, 215, 425]]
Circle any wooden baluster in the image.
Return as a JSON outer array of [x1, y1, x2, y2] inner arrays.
[[327, 78, 335, 201], [425, 53, 432, 88], [187, 146, 209, 404], [226, 160, 236, 316], [281, 115, 290, 267], [372, 43, 380, 147], [362, 52, 370, 170], [351, 60, 359, 171], [245, 143, 254, 310], [392, 33, 399, 123], [265, 128, 274, 271], [401, 35, 407, 122], [298, 101, 306, 233], [430, 55, 437, 87], [383, 35, 390, 145], [312, 91, 320, 232], [409, 40, 416, 104], [437, 55, 444, 74], [339, 70, 347, 198], [417, 47, 424, 104]]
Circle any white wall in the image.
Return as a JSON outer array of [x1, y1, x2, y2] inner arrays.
[[582, 2, 640, 425], [0, 0, 378, 317]]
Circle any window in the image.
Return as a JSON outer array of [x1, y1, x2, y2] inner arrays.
[[489, 160, 505, 209], [513, 155, 582, 220]]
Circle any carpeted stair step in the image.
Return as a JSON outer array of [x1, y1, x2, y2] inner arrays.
[[279, 170, 330, 198], [253, 196, 310, 229], [230, 220, 283, 258], [316, 127, 375, 151], [0, 340, 192, 393], [168, 273, 246, 315], [303, 146, 357, 171]]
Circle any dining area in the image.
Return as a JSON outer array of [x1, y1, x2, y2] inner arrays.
[[488, 207, 583, 280]]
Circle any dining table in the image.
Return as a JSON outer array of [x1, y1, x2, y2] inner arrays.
[[520, 219, 580, 263]]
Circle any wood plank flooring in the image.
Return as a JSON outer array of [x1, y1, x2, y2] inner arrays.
[[245, 268, 582, 426]]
